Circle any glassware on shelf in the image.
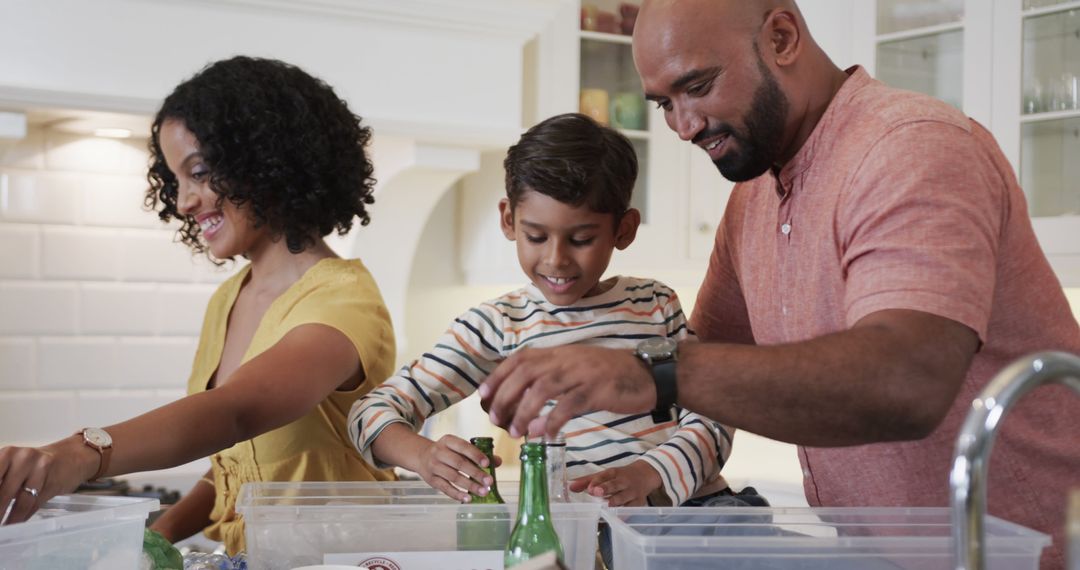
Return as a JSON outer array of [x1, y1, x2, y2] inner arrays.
[[611, 91, 646, 130], [1022, 9, 1080, 114], [1024, 78, 1046, 114], [579, 88, 610, 125]]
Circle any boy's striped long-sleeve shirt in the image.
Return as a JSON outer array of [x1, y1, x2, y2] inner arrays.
[[348, 276, 733, 505]]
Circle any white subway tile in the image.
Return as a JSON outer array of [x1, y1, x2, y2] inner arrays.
[[73, 390, 180, 429], [0, 128, 46, 170], [157, 284, 216, 335], [0, 338, 36, 390], [0, 170, 81, 224], [44, 132, 149, 175], [41, 226, 122, 280], [115, 337, 197, 389], [0, 392, 78, 445], [0, 224, 39, 278], [0, 282, 78, 334], [119, 230, 200, 282], [81, 283, 158, 335], [39, 337, 117, 389], [82, 174, 162, 229]]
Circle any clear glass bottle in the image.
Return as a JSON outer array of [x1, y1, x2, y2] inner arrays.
[[543, 432, 569, 503], [456, 437, 509, 551], [504, 442, 564, 567]]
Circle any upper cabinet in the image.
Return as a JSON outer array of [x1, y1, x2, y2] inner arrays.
[[572, 0, 735, 274], [856, 0, 1080, 285]]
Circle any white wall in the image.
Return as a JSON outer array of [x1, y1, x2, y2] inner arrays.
[[0, 0, 536, 140]]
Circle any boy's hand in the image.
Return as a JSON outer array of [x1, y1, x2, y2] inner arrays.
[[417, 435, 501, 503], [568, 460, 662, 507]]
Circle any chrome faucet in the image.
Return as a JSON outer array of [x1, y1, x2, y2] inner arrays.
[[950, 351, 1080, 570]]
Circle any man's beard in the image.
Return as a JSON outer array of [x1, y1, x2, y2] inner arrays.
[[700, 55, 790, 182]]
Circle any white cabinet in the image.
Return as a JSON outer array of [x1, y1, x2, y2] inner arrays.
[[856, 0, 1080, 285]]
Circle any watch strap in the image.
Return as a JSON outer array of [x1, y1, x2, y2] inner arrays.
[[79, 429, 112, 481], [650, 359, 678, 423]]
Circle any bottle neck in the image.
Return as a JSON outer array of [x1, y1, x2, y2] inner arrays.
[[516, 451, 552, 523]]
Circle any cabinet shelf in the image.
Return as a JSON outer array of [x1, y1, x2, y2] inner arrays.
[[875, 20, 963, 43], [1024, 0, 1080, 18], [579, 30, 633, 45], [1020, 108, 1080, 122]]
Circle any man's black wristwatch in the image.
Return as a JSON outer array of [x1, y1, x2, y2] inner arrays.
[[635, 337, 679, 422]]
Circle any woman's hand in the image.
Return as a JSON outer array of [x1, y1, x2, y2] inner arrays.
[[0, 436, 99, 524], [569, 460, 662, 507], [416, 435, 501, 503]]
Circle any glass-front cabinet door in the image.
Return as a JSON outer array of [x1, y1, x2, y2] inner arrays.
[[860, 0, 1080, 283], [1019, 3, 1080, 217], [874, 0, 966, 109]]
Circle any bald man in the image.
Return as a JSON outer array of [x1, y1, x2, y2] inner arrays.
[[481, 2, 1080, 567]]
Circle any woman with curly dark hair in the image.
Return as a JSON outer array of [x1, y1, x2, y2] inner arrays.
[[0, 56, 397, 555]]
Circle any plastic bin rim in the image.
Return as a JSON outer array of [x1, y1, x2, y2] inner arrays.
[[599, 506, 1052, 548], [0, 495, 159, 543]]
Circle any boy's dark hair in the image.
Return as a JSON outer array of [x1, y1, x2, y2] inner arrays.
[[503, 113, 637, 218], [145, 56, 376, 257]]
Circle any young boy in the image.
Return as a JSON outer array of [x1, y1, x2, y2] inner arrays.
[[348, 113, 733, 508]]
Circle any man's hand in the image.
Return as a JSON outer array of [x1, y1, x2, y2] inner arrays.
[[478, 345, 657, 439], [415, 435, 501, 503], [569, 461, 662, 507]]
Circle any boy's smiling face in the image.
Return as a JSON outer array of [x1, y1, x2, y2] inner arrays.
[[500, 189, 638, 306]]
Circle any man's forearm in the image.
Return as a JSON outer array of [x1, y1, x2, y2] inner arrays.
[[677, 310, 978, 446]]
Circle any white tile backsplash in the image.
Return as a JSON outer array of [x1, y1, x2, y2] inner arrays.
[[82, 174, 162, 229], [42, 226, 122, 280], [80, 282, 158, 334], [118, 229, 201, 282], [73, 390, 181, 433], [0, 225, 39, 278], [0, 281, 78, 334], [39, 337, 118, 389], [0, 338, 37, 390], [157, 284, 217, 335], [0, 392, 78, 445], [0, 126, 215, 446], [0, 170, 82, 224], [115, 337, 198, 389], [0, 128, 46, 170]]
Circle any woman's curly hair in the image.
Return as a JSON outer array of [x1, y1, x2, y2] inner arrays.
[[145, 56, 376, 258]]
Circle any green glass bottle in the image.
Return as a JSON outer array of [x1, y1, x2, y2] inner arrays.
[[456, 437, 509, 551], [504, 442, 564, 567]]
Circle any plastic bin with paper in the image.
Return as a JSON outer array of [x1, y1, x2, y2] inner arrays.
[[237, 481, 600, 570]]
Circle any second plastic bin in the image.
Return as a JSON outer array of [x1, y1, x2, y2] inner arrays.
[[601, 506, 1050, 570], [237, 481, 600, 570], [0, 494, 159, 570]]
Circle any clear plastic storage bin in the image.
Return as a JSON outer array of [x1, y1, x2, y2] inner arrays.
[[0, 494, 159, 570], [601, 506, 1050, 570], [237, 481, 601, 570]]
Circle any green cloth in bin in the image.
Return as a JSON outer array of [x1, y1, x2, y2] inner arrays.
[[142, 528, 183, 570]]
